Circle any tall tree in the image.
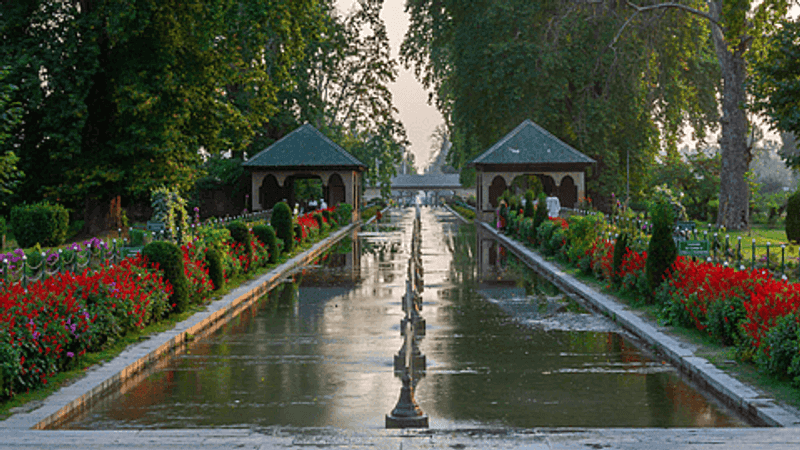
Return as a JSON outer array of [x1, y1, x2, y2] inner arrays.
[[0, 0, 316, 233], [0, 68, 23, 209], [402, 1, 719, 210], [266, 0, 408, 197], [751, 18, 800, 171], [613, 0, 791, 229]]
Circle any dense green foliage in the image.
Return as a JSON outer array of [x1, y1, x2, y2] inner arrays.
[[0, 69, 23, 210], [532, 193, 548, 244], [402, 0, 719, 205], [150, 187, 189, 243], [524, 190, 534, 218], [751, 18, 800, 171], [226, 221, 253, 261], [612, 232, 629, 286], [10, 202, 69, 248], [645, 201, 677, 297], [1, 0, 401, 230], [271, 202, 294, 254], [252, 224, 279, 264], [786, 190, 800, 243], [334, 203, 354, 225], [204, 247, 224, 291], [142, 241, 189, 313]]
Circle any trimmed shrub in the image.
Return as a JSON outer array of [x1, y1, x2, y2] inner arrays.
[[313, 212, 324, 229], [142, 241, 189, 313], [612, 232, 628, 286], [252, 224, 279, 264], [524, 190, 535, 218], [321, 209, 332, 223], [786, 190, 800, 243], [226, 220, 252, 261], [271, 202, 294, 253], [334, 203, 354, 225], [294, 223, 303, 243], [205, 247, 224, 290], [130, 228, 146, 247], [645, 200, 677, 299], [10, 201, 69, 248], [532, 192, 548, 243]]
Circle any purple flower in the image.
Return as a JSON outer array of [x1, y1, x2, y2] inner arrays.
[[67, 352, 74, 358], [32, 331, 40, 340]]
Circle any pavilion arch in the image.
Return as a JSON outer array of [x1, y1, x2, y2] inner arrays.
[[488, 176, 507, 208], [243, 124, 366, 222], [328, 173, 346, 207], [469, 120, 595, 222]]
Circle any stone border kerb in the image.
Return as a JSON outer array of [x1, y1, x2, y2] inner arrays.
[[2, 216, 376, 431]]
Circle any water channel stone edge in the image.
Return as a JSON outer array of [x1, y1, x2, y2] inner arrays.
[[441, 204, 800, 429], [3, 206, 800, 449], [0, 218, 371, 432]]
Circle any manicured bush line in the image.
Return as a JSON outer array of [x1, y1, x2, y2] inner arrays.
[[252, 224, 279, 264], [271, 202, 294, 254], [205, 247, 224, 290], [0, 202, 352, 404], [226, 221, 253, 261], [645, 201, 677, 297], [500, 205, 800, 388], [10, 201, 69, 249], [142, 241, 190, 313]]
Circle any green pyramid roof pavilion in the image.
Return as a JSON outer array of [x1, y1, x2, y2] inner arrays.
[[469, 119, 595, 167], [243, 124, 366, 169]]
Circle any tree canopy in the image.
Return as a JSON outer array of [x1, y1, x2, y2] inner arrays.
[[751, 18, 800, 171], [401, 0, 720, 210], [0, 0, 319, 228]]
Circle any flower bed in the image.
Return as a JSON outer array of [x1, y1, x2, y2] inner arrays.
[[499, 206, 800, 387], [1, 203, 351, 402]]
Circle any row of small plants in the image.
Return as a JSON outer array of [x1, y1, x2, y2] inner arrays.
[[0, 202, 353, 401], [498, 191, 800, 387]]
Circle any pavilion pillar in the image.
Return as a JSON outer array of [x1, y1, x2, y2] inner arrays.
[[251, 172, 266, 212], [475, 169, 484, 222]]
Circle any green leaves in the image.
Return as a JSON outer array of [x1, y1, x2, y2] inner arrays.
[[750, 18, 800, 170]]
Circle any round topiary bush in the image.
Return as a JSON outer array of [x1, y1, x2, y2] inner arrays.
[[205, 247, 224, 290], [524, 190, 535, 218], [271, 202, 294, 254], [142, 241, 190, 313], [313, 212, 324, 229], [645, 201, 677, 300], [294, 223, 303, 243], [226, 220, 252, 261], [786, 190, 800, 243], [252, 224, 278, 264], [532, 192, 548, 243]]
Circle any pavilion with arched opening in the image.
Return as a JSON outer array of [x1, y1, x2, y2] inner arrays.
[[469, 119, 596, 222], [243, 124, 366, 222]]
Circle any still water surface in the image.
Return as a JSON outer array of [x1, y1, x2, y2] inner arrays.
[[60, 208, 747, 429]]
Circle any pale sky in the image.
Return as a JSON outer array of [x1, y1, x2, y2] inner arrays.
[[335, 0, 444, 172]]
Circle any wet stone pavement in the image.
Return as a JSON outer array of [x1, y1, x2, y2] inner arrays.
[[2, 207, 799, 448]]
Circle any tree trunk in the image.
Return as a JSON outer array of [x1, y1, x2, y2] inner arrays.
[[710, 1, 750, 230]]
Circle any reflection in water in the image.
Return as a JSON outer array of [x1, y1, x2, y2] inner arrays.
[[58, 208, 748, 430]]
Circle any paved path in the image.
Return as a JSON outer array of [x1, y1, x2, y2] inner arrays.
[[2, 427, 800, 449]]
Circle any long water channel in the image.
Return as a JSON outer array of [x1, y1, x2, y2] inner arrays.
[[59, 207, 747, 429]]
